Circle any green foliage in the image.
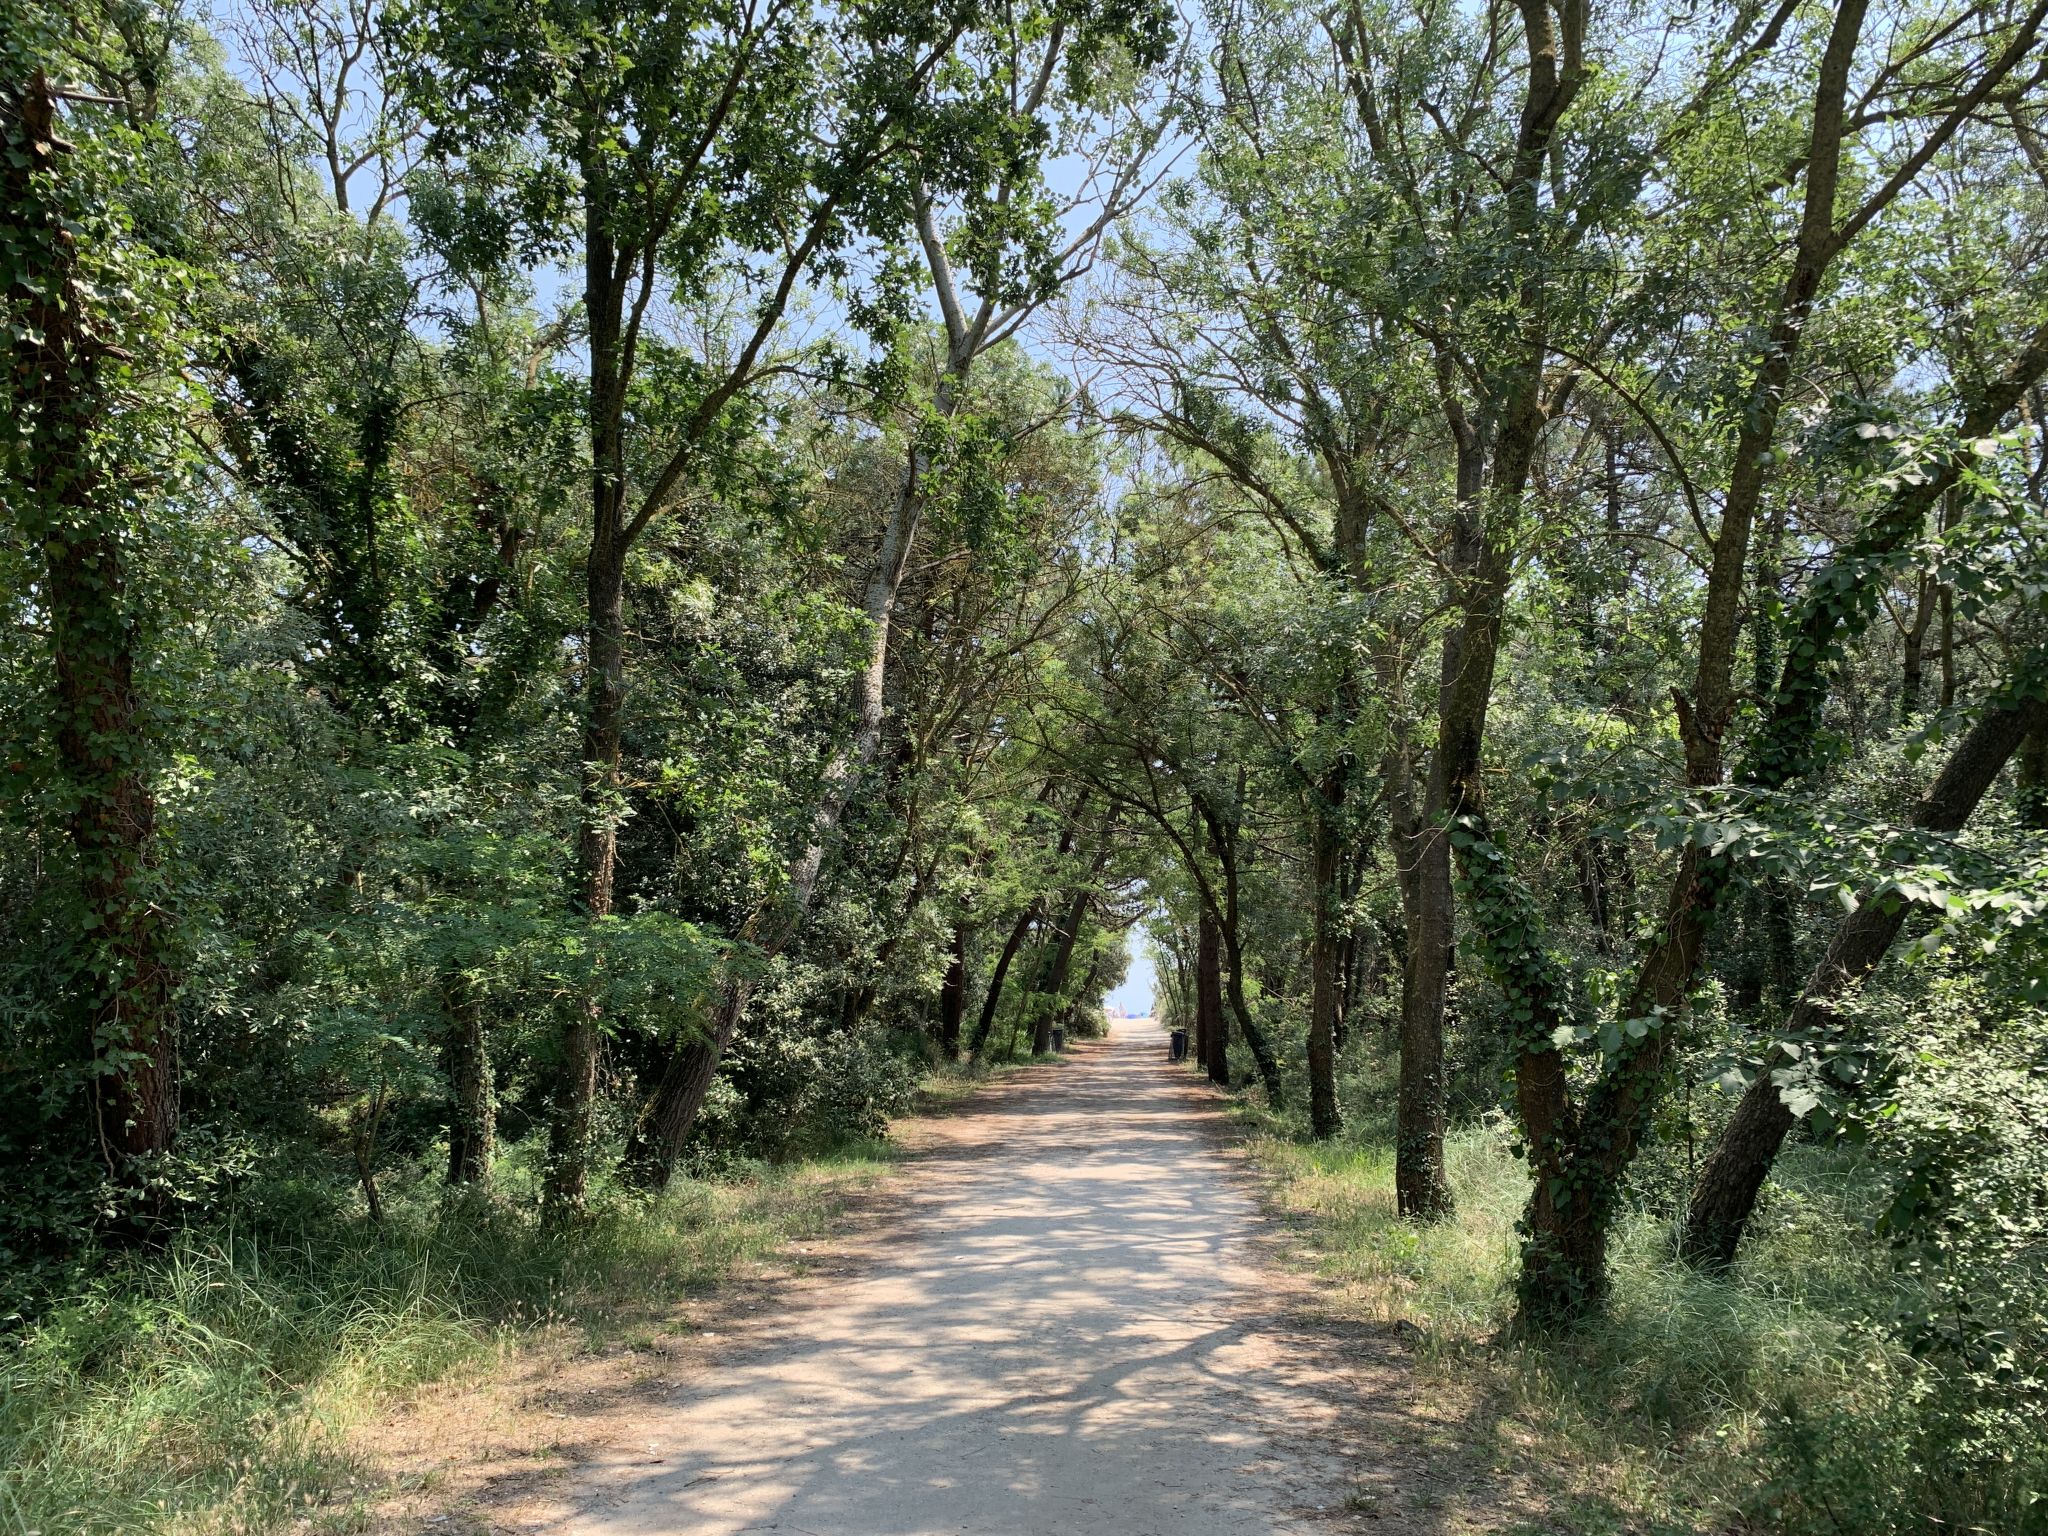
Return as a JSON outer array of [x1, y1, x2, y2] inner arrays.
[[0, 1152, 889, 1534], [8, 0, 2048, 1525]]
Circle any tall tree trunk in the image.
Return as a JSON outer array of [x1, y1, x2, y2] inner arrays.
[[1305, 773, 1345, 1137], [6, 73, 178, 1169], [444, 974, 494, 1187], [1193, 790, 1283, 1105], [1519, 305, 2048, 1316], [627, 332, 1003, 1183], [938, 920, 969, 1057], [1901, 569, 1936, 723], [1196, 909, 1223, 1079], [1679, 691, 2047, 1268], [619, 402, 945, 1189], [1031, 885, 1092, 1055], [1388, 727, 1453, 1218], [1402, 428, 1497, 1216], [547, 150, 630, 1219], [970, 905, 1041, 1058], [1505, 0, 1918, 1326]]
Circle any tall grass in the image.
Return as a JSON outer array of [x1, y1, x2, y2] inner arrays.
[[1246, 1108, 2041, 1533], [0, 1150, 889, 1536]]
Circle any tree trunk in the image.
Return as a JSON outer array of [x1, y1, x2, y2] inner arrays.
[[1196, 909, 1223, 1079], [938, 921, 969, 1057], [444, 975, 494, 1187], [1901, 569, 1935, 723], [548, 151, 630, 1220], [623, 974, 751, 1187], [1218, 924, 1282, 1104], [970, 905, 1041, 1058], [6, 73, 179, 1169], [1032, 877, 1096, 1054], [618, 389, 948, 1188], [2017, 724, 2048, 831], [1507, 0, 1916, 1324], [1408, 456, 1501, 1214], [1305, 776, 1345, 1138], [1679, 691, 2047, 1268], [1195, 793, 1283, 1105], [1384, 726, 1453, 1218]]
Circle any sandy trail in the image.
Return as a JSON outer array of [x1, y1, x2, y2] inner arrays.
[[556, 1016, 1380, 1535]]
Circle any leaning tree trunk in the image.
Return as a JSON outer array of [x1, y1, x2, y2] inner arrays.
[[622, 398, 948, 1189], [1218, 923, 1283, 1105], [1679, 691, 2048, 1268], [6, 72, 179, 1169], [1031, 883, 1094, 1055], [969, 904, 1041, 1058]]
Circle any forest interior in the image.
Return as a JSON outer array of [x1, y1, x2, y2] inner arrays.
[[5, 0, 2048, 1528]]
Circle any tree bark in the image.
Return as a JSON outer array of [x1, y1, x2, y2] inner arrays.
[[444, 974, 494, 1187], [1196, 908, 1224, 1079], [1305, 772, 1345, 1137], [970, 904, 1041, 1058], [6, 73, 179, 1169], [1193, 792, 1284, 1105], [1679, 691, 2048, 1268], [1503, 0, 1972, 1326], [547, 144, 630, 1219], [1031, 885, 1092, 1055]]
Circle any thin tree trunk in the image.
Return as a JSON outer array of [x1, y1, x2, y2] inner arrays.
[[547, 147, 629, 1220], [970, 905, 1041, 1058], [1194, 791, 1283, 1105], [938, 921, 969, 1057], [1305, 774, 1345, 1137], [1032, 885, 1092, 1055], [1219, 929, 1280, 1102], [1503, 0, 1964, 1325], [1196, 909, 1223, 1078], [1401, 440, 1495, 1219], [444, 974, 494, 1187], [620, 399, 947, 1188], [1901, 569, 1935, 723]]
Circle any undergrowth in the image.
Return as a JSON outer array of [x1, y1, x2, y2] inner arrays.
[[0, 1147, 889, 1536], [1241, 1089, 2046, 1534]]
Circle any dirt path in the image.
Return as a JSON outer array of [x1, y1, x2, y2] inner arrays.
[[543, 1017, 1433, 1535]]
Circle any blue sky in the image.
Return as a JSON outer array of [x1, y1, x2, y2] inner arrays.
[[1104, 930, 1156, 1017]]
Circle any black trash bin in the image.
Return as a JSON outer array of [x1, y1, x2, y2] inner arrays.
[[1050, 1026, 1065, 1053], [1169, 1028, 1188, 1062]]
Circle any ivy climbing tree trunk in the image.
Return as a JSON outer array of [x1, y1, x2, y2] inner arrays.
[[4, 71, 180, 1172], [1679, 690, 2048, 1267]]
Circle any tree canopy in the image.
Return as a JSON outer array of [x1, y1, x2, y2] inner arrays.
[[5, 0, 2048, 1525]]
